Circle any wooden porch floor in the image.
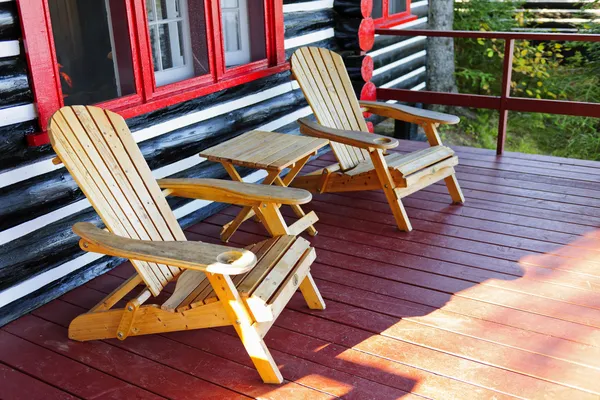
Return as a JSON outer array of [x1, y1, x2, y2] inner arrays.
[[3, 141, 600, 399]]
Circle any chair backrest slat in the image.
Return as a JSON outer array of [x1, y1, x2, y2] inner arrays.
[[291, 47, 370, 171], [49, 106, 185, 296]]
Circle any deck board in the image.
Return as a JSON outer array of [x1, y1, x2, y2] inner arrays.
[[3, 141, 600, 399], [0, 363, 78, 400]]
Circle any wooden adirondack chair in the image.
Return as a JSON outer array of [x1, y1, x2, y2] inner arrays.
[[290, 47, 465, 232], [48, 105, 325, 384]]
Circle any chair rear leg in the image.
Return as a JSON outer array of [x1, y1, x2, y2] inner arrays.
[[444, 174, 465, 204], [423, 123, 465, 205], [371, 149, 413, 232], [299, 272, 326, 310]]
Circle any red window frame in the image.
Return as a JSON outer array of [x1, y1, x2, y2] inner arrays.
[[373, 0, 416, 29], [17, 0, 287, 146]]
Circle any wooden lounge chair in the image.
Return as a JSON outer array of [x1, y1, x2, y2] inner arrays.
[[48, 105, 325, 384], [290, 47, 465, 231]]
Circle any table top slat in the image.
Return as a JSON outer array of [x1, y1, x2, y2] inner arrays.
[[200, 131, 328, 170], [247, 136, 307, 167], [242, 135, 304, 167], [203, 131, 273, 162], [265, 138, 323, 168]]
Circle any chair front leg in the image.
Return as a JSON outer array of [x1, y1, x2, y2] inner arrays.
[[422, 122, 443, 146], [370, 149, 412, 232], [255, 202, 290, 236], [206, 272, 283, 384], [445, 174, 465, 204], [423, 123, 465, 204], [299, 272, 326, 310]]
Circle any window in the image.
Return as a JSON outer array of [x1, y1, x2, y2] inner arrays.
[[372, 0, 415, 28], [388, 0, 407, 14], [48, 0, 136, 106], [221, 0, 266, 67], [18, 0, 286, 142], [146, 0, 210, 86]]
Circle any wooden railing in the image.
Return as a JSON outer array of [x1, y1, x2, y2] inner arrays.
[[374, 29, 600, 154]]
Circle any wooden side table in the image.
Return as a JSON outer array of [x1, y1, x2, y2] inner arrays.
[[200, 130, 329, 242]]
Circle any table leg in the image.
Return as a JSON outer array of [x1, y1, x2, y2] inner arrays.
[[222, 162, 244, 181], [261, 170, 280, 185], [282, 155, 312, 186], [220, 162, 253, 242], [277, 154, 319, 236], [221, 206, 253, 242], [220, 165, 280, 242], [220, 157, 318, 240]]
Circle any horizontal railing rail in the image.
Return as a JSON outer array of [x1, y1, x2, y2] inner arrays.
[[374, 28, 600, 154]]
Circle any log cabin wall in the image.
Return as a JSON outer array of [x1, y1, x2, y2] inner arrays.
[[333, 0, 429, 130], [0, 0, 429, 325], [369, 0, 428, 92], [520, 0, 598, 33]]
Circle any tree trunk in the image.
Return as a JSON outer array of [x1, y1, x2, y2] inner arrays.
[[427, 0, 458, 93]]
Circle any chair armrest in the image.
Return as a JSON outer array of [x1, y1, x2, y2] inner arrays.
[[73, 222, 256, 275], [359, 101, 460, 125], [298, 118, 398, 150], [158, 178, 312, 206]]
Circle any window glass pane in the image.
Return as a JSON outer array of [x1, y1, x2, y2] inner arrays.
[[146, 0, 155, 21], [372, 0, 383, 18], [389, 0, 407, 14], [150, 25, 160, 69], [154, 0, 182, 20], [158, 24, 174, 69], [222, 11, 241, 52], [154, 0, 165, 20], [147, 0, 209, 86], [220, 0, 266, 67], [222, 0, 238, 7], [48, 0, 136, 105]]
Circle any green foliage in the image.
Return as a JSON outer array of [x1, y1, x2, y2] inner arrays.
[[577, 0, 600, 72], [454, 0, 566, 99], [514, 68, 600, 160], [443, 0, 600, 161], [510, 41, 565, 99], [453, 0, 521, 95], [454, 0, 518, 32]]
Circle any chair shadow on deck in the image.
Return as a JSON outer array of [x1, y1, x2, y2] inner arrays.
[[180, 199, 532, 398], [27, 178, 600, 398], [16, 199, 600, 398], [204, 200, 600, 398], [15, 205, 600, 399], [19, 257, 418, 398]]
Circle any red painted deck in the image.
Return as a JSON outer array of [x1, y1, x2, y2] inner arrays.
[[3, 141, 600, 399]]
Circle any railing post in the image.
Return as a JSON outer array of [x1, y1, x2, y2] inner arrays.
[[497, 38, 515, 155]]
